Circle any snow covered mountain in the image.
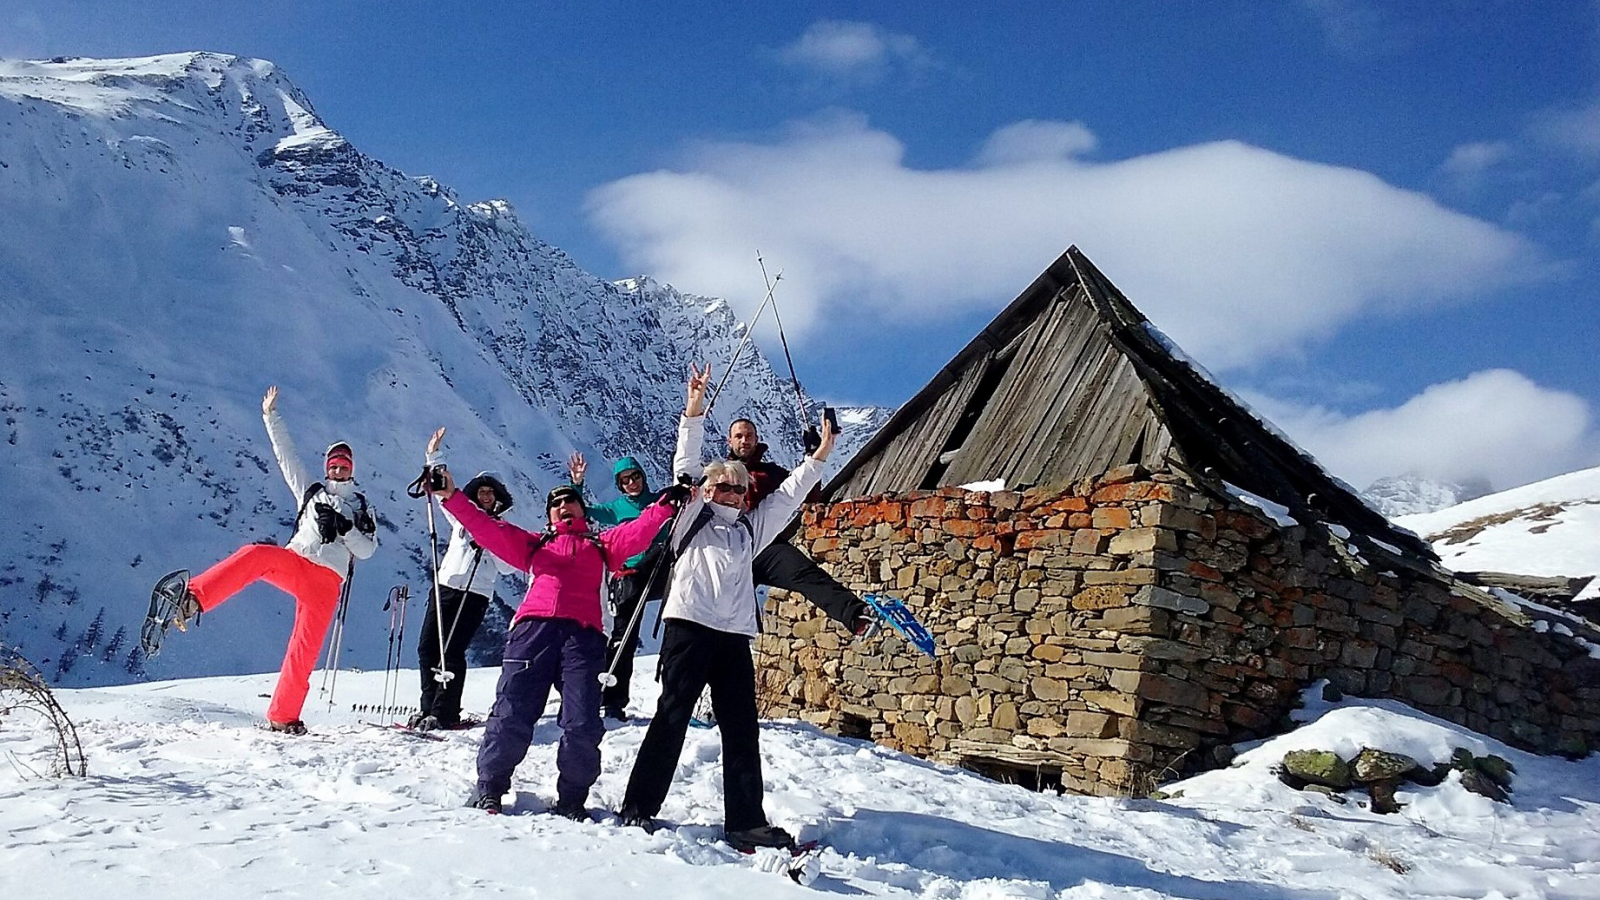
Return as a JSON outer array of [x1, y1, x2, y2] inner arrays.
[[1396, 466, 1600, 606], [1362, 473, 1492, 518], [0, 52, 885, 687]]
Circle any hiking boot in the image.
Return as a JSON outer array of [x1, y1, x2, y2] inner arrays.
[[551, 800, 589, 822], [617, 810, 658, 833], [852, 613, 882, 641], [267, 719, 308, 736], [410, 714, 443, 732], [726, 824, 796, 853], [603, 705, 629, 723], [468, 793, 503, 815], [171, 589, 202, 633], [405, 711, 430, 729]]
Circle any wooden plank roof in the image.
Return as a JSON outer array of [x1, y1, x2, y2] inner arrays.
[[826, 246, 1437, 564]]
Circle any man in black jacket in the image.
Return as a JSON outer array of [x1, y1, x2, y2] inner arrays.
[[726, 417, 872, 635]]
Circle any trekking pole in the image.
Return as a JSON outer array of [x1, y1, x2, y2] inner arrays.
[[439, 547, 484, 654], [406, 466, 453, 688], [704, 253, 782, 415], [599, 490, 690, 688], [760, 253, 812, 427], [390, 585, 409, 715], [321, 559, 356, 710], [380, 584, 407, 714]]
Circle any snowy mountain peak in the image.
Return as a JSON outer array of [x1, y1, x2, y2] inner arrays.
[[1363, 473, 1492, 518], [0, 52, 887, 686]]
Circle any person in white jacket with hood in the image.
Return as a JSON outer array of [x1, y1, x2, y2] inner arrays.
[[410, 427, 520, 730], [617, 363, 837, 852], [157, 385, 377, 734]]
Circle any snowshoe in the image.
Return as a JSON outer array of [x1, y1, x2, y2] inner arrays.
[[467, 793, 503, 815], [689, 689, 717, 729], [443, 716, 484, 731], [267, 719, 308, 736], [141, 569, 199, 658], [861, 593, 936, 657]]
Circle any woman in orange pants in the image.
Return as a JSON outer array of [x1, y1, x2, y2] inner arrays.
[[163, 385, 378, 734]]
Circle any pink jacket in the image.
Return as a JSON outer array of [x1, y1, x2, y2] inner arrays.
[[441, 490, 673, 633]]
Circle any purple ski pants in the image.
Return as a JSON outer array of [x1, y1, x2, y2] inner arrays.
[[475, 617, 606, 806]]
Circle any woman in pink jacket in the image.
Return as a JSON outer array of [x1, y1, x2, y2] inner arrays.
[[431, 461, 679, 819]]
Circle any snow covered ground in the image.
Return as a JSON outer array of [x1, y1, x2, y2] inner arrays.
[[3, 658, 1597, 899], [1397, 466, 1600, 581]]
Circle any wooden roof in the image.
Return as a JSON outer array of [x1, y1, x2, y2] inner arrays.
[[827, 246, 1437, 564]]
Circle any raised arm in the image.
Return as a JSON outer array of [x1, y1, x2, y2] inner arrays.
[[261, 385, 313, 501], [434, 468, 536, 573], [747, 407, 835, 548]]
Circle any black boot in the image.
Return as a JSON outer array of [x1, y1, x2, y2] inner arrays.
[[726, 824, 795, 852]]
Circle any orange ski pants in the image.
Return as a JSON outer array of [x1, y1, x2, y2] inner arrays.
[[189, 544, 345, 724]]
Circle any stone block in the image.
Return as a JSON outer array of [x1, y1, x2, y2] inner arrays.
[[1131, 585, 1209, 616], [1109, 527, 1179, 555]]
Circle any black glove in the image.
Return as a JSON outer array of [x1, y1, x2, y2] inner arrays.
[[803, 425, 822, 455], [659, 482, 693, 509], [314, 503, 353, 543], [353, 507, 375, 535]]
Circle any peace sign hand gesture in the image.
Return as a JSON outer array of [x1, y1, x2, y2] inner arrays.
[[686, 362, 712, 417]]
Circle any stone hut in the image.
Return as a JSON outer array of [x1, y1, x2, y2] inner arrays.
[[757, 247, 1600, 795]]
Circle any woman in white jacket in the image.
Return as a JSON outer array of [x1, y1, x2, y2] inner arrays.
[[411, 427, 520, 730], [617, 364, 836, 852], [153, 386, 377, 735]]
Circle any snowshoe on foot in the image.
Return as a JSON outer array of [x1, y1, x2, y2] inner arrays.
[[267, 719, 308, 736], [141, 569, 200, 658], [617, 810, 658, 833], [726, 824, 796, 853], [468, 793, 503, 815], [408, 714, 442, 732]]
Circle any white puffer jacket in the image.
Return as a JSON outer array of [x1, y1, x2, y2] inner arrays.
[[661, 413, 822, 638], [266, 408, 378, 576], [435, 477, 520, 596]]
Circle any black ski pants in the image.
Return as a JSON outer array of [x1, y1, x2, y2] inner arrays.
[[753, 540, 865, 628], [621, 619, 768, 832], [417, 584, 490, 726]]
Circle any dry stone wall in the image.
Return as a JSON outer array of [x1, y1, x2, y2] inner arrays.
[[756, 465, 1600, 796]]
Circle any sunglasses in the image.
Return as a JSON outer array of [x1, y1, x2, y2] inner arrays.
[[619, 471, 645, 484], [711, 482, 747, 495]]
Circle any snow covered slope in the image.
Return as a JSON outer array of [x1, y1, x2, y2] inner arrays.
[[0, 53, 885, 686], [2, 660, 1597, 898], [1396, 466, 1600, 587]]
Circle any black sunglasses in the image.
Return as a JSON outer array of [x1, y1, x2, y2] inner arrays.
[[711, 482, 747, 495]]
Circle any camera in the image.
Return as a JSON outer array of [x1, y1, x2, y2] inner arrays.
[[427, 464, 448, 492]]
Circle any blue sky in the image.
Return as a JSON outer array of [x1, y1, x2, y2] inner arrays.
[[6, 1, 1599, 491]]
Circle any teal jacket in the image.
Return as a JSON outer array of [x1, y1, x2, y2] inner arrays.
[[577, 456, 668, 568]]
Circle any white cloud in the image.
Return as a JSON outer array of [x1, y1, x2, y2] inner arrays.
[[1439, 140, 1512, 181], [1243, 370, 1599, 491], [776, 20, 933, 83], [975, 120, 1097, 167], [586, 113, 1546, 369]]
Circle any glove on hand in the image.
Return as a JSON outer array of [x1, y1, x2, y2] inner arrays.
[[314, 503, 353, 543], [659, 482, 693, 508], [803, 425, 822, 455], [353, 507, 376, 535]]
